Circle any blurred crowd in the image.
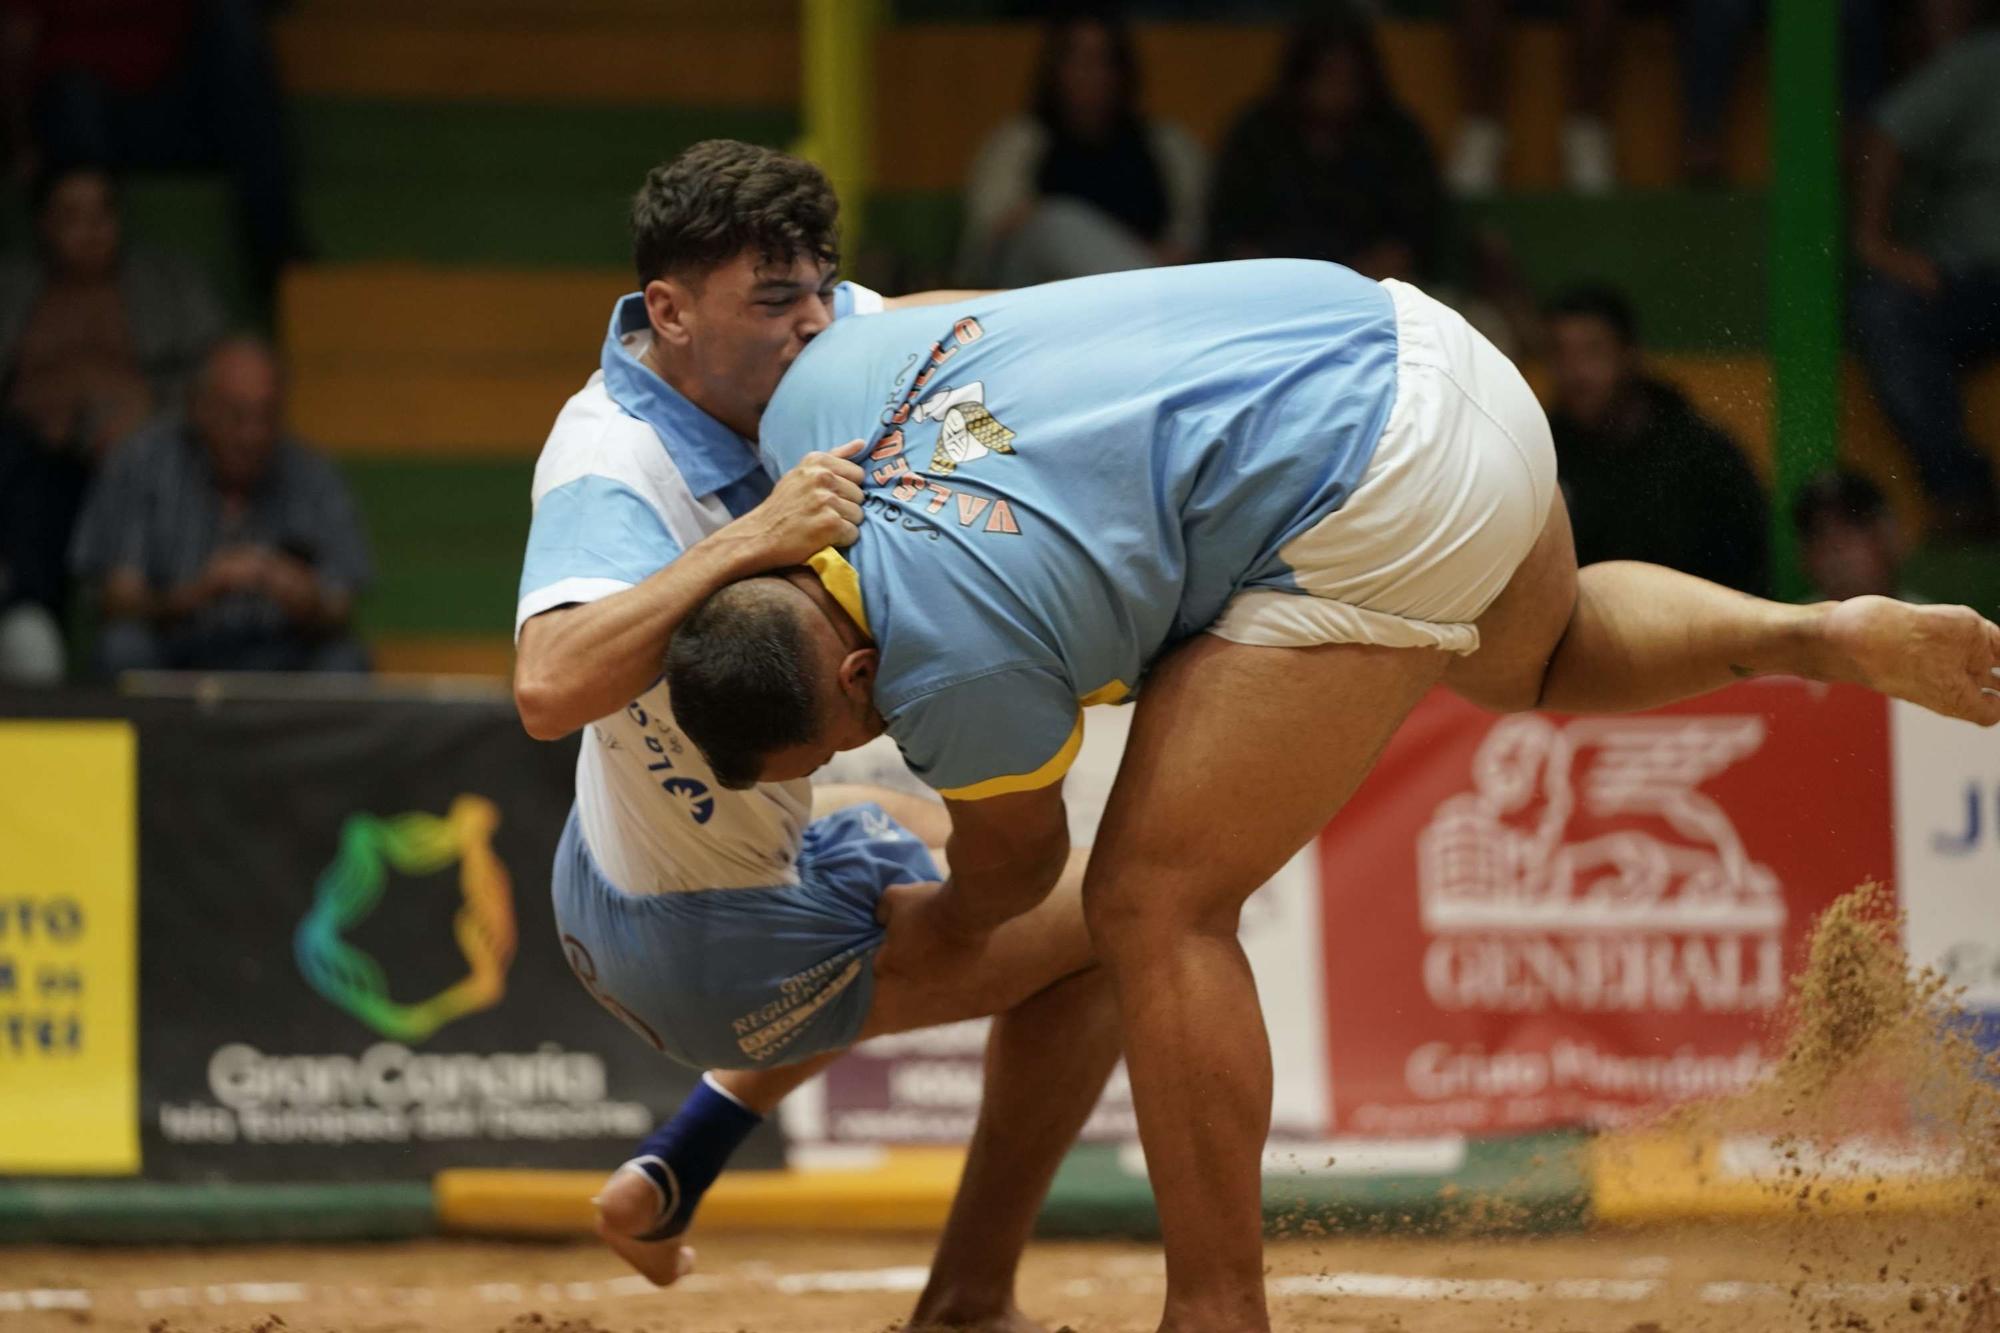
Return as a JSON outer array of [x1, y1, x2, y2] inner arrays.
[[0, 0, 1996, 687]]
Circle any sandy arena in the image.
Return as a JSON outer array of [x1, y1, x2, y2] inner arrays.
[[6, 1220, 1997, 1333]]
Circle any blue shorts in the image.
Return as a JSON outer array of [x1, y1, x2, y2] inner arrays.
[[552, 802, 941, 1070]]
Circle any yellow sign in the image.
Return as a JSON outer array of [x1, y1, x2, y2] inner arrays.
[[0, 721, 138, 1174]]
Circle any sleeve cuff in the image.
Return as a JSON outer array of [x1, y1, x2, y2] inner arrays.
[[935, 714, 1083, 802], [514, 576, 635, 640]]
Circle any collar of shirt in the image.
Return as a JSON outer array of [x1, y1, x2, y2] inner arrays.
[[600, 292, 766, 503]]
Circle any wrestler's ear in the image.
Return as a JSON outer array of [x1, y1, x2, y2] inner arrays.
[[645, 277, 694, 348], [837, 648, 879, 700]]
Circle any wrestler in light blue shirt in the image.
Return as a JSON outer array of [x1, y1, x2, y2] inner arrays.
[[757, 260, 1400, 800]]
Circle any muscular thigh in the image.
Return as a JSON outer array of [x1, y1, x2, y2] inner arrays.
[[1441, 488, 1580, 713], [1085, 634, 1446, 931]]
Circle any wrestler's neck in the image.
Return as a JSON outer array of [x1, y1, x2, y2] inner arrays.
[[782, 568, 873, 651], [641, 342, 763, 444]]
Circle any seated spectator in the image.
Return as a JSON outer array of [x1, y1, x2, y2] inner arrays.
[[1206, 8, 1446, 285], [1794, 470, 1926, 603], [958, 6, 1206, 287], [0, 0, 303, 304], [1448, 0, 1622, 195], [1850, 9, 2000, 540], [1545, 285, 1770, 595], [1678, 0, 1888, 185], [0, 161, 222, 684], [70, 337, 372, 676]]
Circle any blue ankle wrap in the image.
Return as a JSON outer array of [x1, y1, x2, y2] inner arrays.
[[623, 1077, 763, 1241]]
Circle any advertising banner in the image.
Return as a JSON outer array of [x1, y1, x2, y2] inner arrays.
[[0, 720, 139, 1175], [127, 692, 726, 1180], [1318, 681, 1896, 1136], [1, 688, 744, 1182], [1893, 699, 2000, 1052]]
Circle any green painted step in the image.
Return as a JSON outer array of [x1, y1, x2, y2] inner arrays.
[[1038, 1132, 1592, 1239], [0, 1181, 433, 1244], [297, 100, 798, 266], [1467, 192, 1767, 352], [341, 458, 533, 637]]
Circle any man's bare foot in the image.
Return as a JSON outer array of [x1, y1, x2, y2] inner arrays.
[[593, 1166, 696, 1287], [1821, 596, 2000, 725], [905, 1290, 1046, 1333], [902, 1309, 1046, 1333]]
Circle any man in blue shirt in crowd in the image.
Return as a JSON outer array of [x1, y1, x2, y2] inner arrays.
[[667, 241, 2000, 1327]]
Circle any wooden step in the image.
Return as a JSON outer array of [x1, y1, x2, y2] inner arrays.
[[277, 16, 797, 106], [276, 15, 1767, 191], [1642, 355, 2000, 542], [883, 19, 1764, 194], [281, 265, 627, 454], [370, 634, 516, 678]]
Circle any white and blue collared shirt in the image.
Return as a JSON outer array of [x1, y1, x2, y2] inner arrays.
[[516, 282, 883, 894]]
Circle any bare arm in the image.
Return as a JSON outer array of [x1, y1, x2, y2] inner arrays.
[[516, 533, 776, 740], [1852, 128, 1940, 294], [513, 441, 867, 741], [936, 784, 1072, 937], [871, 782, 1071, 990]]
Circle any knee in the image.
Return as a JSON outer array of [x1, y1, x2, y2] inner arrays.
[[1081, 860, 1246, 959]]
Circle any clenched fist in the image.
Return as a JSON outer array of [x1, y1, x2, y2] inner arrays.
[[731, 438, 868, 569]]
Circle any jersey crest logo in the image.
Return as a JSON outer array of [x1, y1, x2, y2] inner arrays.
[[913, 380, 1016, 475]]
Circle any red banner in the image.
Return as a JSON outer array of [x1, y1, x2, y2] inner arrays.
[[1318, 681, 1894, 1136]]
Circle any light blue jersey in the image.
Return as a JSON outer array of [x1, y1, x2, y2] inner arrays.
[[758, 260, 1400, 800]]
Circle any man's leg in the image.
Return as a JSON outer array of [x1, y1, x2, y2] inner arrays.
[[1444, 491, 2000, 724], [906, 964, 1121, 1333], [1085, 634, 1448, 1333]]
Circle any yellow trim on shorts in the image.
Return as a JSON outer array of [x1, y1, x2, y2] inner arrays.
[[938, 713, 1084, 802], [807, 547, 870, 636]]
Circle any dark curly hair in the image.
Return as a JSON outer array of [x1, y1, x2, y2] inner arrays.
[[631, 140, 841, 287]]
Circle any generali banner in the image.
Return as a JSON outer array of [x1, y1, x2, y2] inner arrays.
[[1319, 680, 1945, 1137], [802, 680, 1998, 1146]]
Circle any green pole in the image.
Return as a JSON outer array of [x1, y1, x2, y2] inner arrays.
[[1768, 0, 1843, 600]]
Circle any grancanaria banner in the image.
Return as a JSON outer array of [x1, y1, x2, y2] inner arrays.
[[123, 691, 727, 1180], [0, 720, 138, 1175]]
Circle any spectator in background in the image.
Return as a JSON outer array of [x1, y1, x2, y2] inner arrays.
[[1850, 5, 2000, 541], [957, 7, 1207, 287], [1794, 470, 1925, 602], [0, 0, 304, 305], [1679, 0, 1888, 184], [1448, 0, 1622, 195], [0, 162, 222, 684], [1207, 8, 1446, 284], [1545, 285, 1770, 595], [71, 337, 372, 676]]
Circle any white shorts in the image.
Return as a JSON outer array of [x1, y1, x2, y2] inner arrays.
[[1208, 278, 1559, 657]]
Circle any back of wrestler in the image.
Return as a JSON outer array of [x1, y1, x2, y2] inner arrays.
[[755, 259, 1401, 790]]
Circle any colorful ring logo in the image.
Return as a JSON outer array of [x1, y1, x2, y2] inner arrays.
[[295, 795, 517, 1042]]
